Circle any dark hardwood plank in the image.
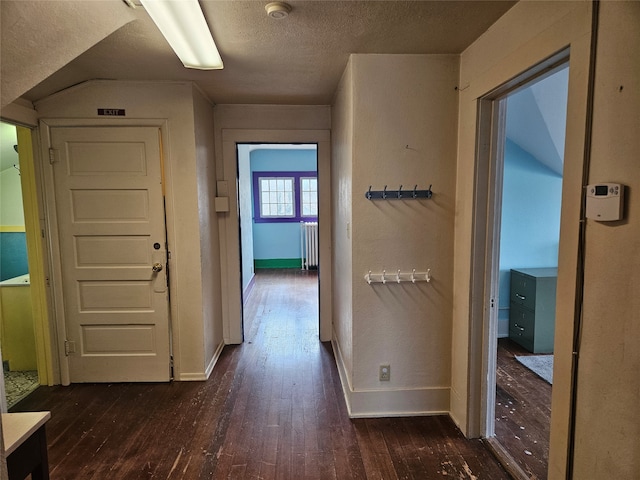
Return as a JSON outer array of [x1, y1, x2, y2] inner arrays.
[[495, 337, 552, 479], [12, 269, 509, 479]]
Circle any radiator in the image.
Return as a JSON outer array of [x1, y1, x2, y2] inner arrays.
[[301, 222, 319, 270]]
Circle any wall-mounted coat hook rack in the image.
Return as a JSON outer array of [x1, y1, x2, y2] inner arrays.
[[366, 184, 432, 200], [365, 269, 431, 285]]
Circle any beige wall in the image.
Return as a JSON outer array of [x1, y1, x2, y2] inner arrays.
[[192, 86, 225, 376], [34, 80, 217, 381], [331, 60, 355, 387], [333, 54, 458, 416], [572, 2, 640, 478]]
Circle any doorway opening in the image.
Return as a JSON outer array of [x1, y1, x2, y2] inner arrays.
[[0, 121, 45, 409], [236, 144, 319, 339], [475, 56, 570, 479], [494, 65, 569, 479]]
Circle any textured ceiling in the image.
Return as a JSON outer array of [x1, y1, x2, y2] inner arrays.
[[16, 1, 516, 105]]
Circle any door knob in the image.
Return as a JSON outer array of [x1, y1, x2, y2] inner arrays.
[[152, 263, 163, 273]]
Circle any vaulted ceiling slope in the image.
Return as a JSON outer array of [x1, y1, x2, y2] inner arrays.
[[506, 66, 569, 176], [0, 0, 136, 109], [1, 1, 516, 107]]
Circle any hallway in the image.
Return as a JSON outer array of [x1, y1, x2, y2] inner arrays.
[[11, 270, 508, 479]]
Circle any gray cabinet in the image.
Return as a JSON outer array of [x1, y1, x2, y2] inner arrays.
[[509, 268, 557, 353]]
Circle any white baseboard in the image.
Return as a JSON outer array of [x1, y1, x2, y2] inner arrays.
[[331, 335, 354, 413], [176, 340, 225, 381], [177, 372, 208, 381], [205, 340, 226, 379]]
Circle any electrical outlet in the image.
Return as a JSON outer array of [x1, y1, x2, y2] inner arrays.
[[379, 364, 391, 381]]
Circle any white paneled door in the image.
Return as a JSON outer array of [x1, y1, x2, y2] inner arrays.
[[50, 126, 170, 382]]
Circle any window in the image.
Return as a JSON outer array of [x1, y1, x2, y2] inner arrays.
[[300, 177, 318, 217], [258, 177, 294, 218], [252, 171, 317, 223]]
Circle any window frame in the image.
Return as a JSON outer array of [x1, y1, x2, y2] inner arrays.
[[252, 171, 318, 223]]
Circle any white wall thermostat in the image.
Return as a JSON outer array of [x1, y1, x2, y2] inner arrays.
[[586, 183, 624, 221]]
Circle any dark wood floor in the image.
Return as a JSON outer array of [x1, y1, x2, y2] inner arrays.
[[495, 338, 552, 479], [12, 269, 509, 479]]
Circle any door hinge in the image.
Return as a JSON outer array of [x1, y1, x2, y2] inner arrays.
[[48, 148, 57, 164], [64, 340, 76, 356]]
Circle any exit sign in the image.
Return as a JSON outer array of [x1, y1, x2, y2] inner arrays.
[[97, 108, 126, 116]]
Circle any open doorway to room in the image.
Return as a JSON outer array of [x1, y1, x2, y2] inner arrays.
[[473, 56, 570, 479], [0, 121, 40, 409], [493, 65, 569, 479], [236, 144, 319, 339]]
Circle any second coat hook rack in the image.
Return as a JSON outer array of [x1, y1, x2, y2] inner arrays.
[[366, 184, 433, 200], [365, 269, 432, 285]]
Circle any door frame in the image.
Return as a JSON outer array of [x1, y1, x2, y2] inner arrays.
[[39, 118, 174, 385], [472, 50, 570, 439], [219, 129, 331, 344], [16, 126, 56, 387]]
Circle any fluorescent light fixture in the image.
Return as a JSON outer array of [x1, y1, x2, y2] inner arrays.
[[141, 0, 223, 70]]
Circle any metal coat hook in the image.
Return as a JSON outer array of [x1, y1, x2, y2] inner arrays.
[[366, 270, 372, 285], [367, 186, 373, 200], [13, 164, 20, 176], [382, 185, 388, 199], [397, 185, 403, 199], [382, 269, 387, 284]]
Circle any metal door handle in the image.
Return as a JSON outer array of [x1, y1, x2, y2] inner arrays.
[[152, 263, 163, 273], [515, 293, 526, 300]]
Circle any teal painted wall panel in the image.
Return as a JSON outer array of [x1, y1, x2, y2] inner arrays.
[[0, 232, 28, 281]]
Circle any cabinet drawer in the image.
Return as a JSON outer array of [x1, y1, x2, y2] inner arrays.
[[510, 271, 536, 310], [509, 305, 535, 351], [510, 305, 534, 337]]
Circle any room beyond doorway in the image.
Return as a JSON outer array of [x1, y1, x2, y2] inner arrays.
[[0, 121, 41, 409], [236, 143, 319, 340], [219, 129, 331, 344]]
